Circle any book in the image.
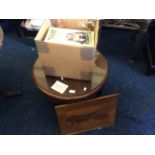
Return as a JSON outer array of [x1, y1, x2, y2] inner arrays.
[[44, 27, 94, 46]]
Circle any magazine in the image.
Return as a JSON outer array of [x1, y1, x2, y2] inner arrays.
[[44, 27, 94, 46]]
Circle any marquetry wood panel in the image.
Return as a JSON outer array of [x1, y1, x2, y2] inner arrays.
[[55, 93, 120, 134]]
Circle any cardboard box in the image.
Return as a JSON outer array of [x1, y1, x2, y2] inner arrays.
[[35, 19, 99, 80]]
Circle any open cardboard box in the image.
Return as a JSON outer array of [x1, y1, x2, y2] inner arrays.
[[35, 19, 99, 80]]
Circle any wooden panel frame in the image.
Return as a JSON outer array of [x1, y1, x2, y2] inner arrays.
[[55, 93, 120, 134]]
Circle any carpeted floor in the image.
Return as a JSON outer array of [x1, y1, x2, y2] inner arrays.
[[0, 27, 155, 135]]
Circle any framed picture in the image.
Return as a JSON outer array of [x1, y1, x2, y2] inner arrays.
[[55, 93, 119, 134]]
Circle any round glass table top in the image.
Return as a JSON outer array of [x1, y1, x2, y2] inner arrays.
[[32, 53, 108, 100]]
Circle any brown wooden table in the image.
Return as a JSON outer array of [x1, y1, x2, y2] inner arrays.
[[32, 53, 108, 104], [32, 54, 120, 135]]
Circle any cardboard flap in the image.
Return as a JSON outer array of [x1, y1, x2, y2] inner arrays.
[[50, 19, 97, 30], [35, 20, 50, 41], [0, 26, 4, 42], [94, 20, 99, 47]]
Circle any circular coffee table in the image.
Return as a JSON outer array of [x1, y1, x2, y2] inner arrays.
[[32, 53, 108, 104]]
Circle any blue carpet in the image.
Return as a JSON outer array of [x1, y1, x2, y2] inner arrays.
[[0, 28, 155, 135]]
